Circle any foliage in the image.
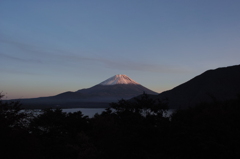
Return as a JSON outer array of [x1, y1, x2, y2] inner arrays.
[[169, 100, 240, 158], [90, 93, 170, 158], [0, 94, 27, 128], [1, 92, 240, 158], [0, 93, 38, 159], [29, 108, 91, 159], [110, 92, 168, 116]]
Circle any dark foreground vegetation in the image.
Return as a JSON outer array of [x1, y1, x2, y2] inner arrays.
[[1, 93, 240, 159]]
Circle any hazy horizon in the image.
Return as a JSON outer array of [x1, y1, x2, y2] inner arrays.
[[1, 0, 240, 99]]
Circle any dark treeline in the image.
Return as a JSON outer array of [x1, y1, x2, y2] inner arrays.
[[1, 93, 240, 159]]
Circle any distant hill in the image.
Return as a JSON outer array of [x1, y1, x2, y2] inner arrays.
[[156, 65, 240, 109], [17, 74, 157, 108]]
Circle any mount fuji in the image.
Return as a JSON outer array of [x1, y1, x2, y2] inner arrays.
[[74, 74, 157, 97], [99, 74, 140, 85], [19, 74, 158, 108]]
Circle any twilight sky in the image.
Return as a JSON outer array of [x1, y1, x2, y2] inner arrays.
[[1, 0, 240, 99]]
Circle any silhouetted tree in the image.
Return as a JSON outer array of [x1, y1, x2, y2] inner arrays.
[[90, 93, 170, 158], [0, 94, 27, 128], [0, 93, 41, 159], [2, 92, 240, 158], [29, 108, 92, 159], [168, 99, 240, 158], [110, 92, 168, 116]]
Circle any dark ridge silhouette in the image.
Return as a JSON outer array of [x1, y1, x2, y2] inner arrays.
[[156, 64, 240, 108]]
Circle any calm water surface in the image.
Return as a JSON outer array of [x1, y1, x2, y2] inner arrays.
[[62, 108, 175, 118], [28, 108, 175, 118], [62, 108, 105, 117]]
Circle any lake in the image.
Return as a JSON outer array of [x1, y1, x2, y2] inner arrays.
[[61, 108, 176, 118], [28, 108, 175, 118], [62, 108, 105, 117]]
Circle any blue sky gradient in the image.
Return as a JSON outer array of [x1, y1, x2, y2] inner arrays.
[[1, 0, 240, 99]]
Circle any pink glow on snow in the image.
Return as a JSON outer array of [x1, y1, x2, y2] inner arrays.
[[99, 74, 140, 85]]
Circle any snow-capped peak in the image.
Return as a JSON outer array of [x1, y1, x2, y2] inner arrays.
[[99, 74, 140, 85]]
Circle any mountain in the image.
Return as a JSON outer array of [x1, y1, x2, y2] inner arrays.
[[18, 74, 158, 108], [53, 74, 157, 100], [75, 74, 157, 97], [98, 74, 140, 85], [156, 65, 240, 109]]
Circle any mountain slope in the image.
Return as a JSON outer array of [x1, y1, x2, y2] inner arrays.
[[73, 74, 157, 97], [18, 74, 157, 108], [157, 65, 240, 108], [76, 84, 157, 97]]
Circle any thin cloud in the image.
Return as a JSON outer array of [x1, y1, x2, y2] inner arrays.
[[0, 35, 54, 57], [60, 54, 190, 73], [102, 59, 190, 73], [0, 53, 43, 64], [0, 67, 38, 75], [0, 36, 190, 74]]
